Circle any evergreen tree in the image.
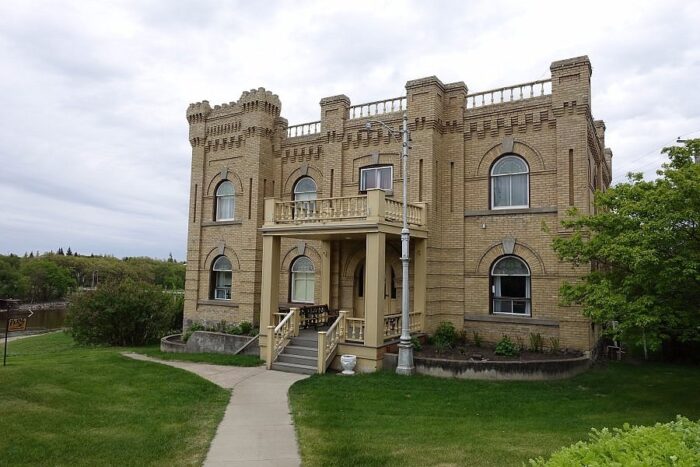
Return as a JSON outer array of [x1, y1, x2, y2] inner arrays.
[[66, 246, 72, 256]]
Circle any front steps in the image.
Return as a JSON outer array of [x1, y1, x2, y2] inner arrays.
[[270, 332, 318, 375]]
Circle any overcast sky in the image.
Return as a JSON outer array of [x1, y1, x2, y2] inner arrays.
[[1, 0, 698, 259]]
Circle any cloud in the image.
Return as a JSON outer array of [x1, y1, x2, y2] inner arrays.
[[0, 0, 698, 258]]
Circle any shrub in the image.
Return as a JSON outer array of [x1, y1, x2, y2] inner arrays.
[[410, 336, 422, 351], [530, 416, 700, 466], [529, 333, 544, 352], [67, 279, 183, 346], [549, 337, 561, 353], [494, 335, 520, 357], [433, 321, 458, 351], [183, 323, 205, 342], [239, 321, 254, 335], [472, 331, 483, 348]]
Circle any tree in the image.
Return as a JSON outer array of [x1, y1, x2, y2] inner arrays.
[[66, 246, 72, 256], [20, 259, 76, 302], [553, 139, 700, 356]]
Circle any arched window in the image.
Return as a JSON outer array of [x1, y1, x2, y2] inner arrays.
[[291, 256, 315, 303], [215, 181, 235, 221], [491, 256, 530, 315], [293, 176, 317, 218], [491, 155, 529, 209], [212, 256, 232, 300]]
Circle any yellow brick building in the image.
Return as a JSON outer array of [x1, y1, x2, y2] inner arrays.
[[184, 55, 612, 372]]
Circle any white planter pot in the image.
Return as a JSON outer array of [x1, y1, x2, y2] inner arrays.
[[340, 354, 357, 375]]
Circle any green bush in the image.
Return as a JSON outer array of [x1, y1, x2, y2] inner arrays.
[[494, 335, 519, 357], [529, 333, 544, 352], [433, 322, 458, 352], [530, 416, 700, 466], [410, 336, 422, 351], [472, 331, 483, 347], [66, 279, 182, 346]]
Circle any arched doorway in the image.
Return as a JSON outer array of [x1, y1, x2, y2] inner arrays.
[[353, 259, 398, 317]]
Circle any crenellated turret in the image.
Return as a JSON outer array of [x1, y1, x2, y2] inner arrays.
[[186, 100, 211, 147]]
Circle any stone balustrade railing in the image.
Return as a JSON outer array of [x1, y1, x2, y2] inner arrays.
[[383, 311, 423, 339], [287, 121, 321, 138], [466, 79, 552, 109], [345, 317, 365, 343], [384, 198, 424, 225], [269, 192, 425, 227], [348, 96, 406, 120], [273, 196, 369, 223]]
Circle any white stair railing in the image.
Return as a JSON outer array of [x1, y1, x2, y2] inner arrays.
[[317, 311, 347, 374], [266, 307, 299, 368]]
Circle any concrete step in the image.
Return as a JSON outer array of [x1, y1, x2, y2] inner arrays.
[[290, 336, 317, 348], [270, 361, 317, 375], [284, 345, 318, 357], [276, 353, 317, 366]]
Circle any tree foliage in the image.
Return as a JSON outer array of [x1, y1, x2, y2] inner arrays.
[[0, 253, 186, 302], [67, 279, 183, 346], [553, 139, 700, 350]]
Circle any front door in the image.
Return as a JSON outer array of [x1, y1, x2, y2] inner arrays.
[[353, 260, 398, 318]]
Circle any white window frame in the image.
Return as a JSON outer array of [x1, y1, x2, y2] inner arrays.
[[290, 256, 315, 304], [215, 181, 235, 221], [360, 166, 393, 193], [212, 256, 232, 300], [491, 256, 531, 316], [490, 155, 529, 210]]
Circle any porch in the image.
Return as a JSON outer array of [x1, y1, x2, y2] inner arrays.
[[259, 189, 429, 373]]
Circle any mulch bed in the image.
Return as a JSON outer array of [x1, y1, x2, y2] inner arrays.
[[415, 343, 583, 362]]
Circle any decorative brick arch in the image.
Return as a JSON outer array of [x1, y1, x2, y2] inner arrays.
[[474, 139, 547, 178], [283, 165, 324, 197], [341, 241, 402, 280], [475, 241, 545, 275], [206, 171, 244, 196], [281, 243, 321, 274], [203, 246, 241, 271]]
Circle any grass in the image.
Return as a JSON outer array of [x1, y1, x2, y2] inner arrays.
[[130, 346, 264, 367], [0, 332, 230, 466], [289, 362, 700, 466]]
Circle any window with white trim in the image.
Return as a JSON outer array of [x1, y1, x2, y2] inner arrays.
[[491, 256, 530, 315], [360, 166, 393, 192], [215, 181, 235, 220], [293, 176, 317, 218], [491, 155, 529, 209], [212, 256, 232, 300], [291, 256, 315, 303]]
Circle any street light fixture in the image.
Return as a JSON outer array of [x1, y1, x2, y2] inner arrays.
[[365, 111, 415, 375]]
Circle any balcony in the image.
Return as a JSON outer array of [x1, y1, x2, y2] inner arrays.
[[261, 189, 428, 239]]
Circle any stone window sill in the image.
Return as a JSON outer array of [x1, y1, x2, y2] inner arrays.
[[197, 300, 240, 308], [464, 314, 558, 327]]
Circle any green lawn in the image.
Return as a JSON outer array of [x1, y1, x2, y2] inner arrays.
[[289, 363, 700, 466], [130, 346, 264, 367], [0, 332, 230, 466]]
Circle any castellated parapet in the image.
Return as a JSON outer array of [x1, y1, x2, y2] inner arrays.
[[183, 56, 613, 370]]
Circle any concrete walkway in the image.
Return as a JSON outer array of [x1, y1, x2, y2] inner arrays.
[[123, 353, 308, 466]]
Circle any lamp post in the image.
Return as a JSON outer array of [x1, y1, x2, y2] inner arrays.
[[365, 111, 415, 375]]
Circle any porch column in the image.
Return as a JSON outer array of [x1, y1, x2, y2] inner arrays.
[[260, 235, 281, 337], [320, 240, 331, 307], [364, 232, 386, 347], [414, 238, 427, 332]]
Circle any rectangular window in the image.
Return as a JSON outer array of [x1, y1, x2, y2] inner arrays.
[[360, 166, 393, 192]]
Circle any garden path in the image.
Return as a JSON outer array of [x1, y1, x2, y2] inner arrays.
[[123, 353, 308, 466]]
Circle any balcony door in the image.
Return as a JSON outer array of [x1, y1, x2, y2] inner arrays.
[[353, 260, 398, 318]]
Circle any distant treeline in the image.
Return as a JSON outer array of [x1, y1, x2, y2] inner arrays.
[[0, 253, 186, 303]]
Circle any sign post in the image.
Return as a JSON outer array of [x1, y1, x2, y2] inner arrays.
[[1, 299, 28, 367]]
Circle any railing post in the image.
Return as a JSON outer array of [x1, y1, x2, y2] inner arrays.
[[291, 307, 300, 337], [317, 331, 327, 374], [338, 310, 347, 343], [266, 325, 274, 369], [366, 189, 385, 223], [264, 198, 277, 225]]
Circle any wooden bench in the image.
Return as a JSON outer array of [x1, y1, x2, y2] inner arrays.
[[300, 304, 335, 330]]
